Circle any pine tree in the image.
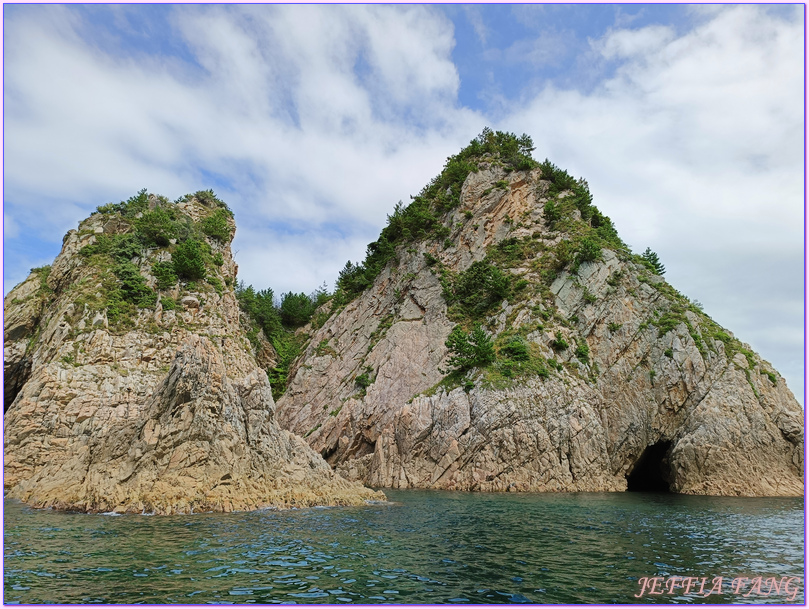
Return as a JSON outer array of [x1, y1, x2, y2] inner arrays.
[[641, 247, 666, 275], [445, 324, 495, 373]]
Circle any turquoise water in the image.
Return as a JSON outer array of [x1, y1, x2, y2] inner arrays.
[[4, 490, 804, 604]]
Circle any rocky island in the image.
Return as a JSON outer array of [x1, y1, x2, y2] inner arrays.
[[3, 191, 383, 514], [4, 131, 803, 515], [276, 130, 803, 497]]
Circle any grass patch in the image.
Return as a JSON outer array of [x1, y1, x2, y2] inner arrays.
[[315, 339, 338, 358], [550, 331, 568, 352]]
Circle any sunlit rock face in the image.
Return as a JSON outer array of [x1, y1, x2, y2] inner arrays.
[[3, 194, 383, 514], [277, 146, 803, 497]]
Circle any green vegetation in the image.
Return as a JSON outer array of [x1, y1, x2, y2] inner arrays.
[[538, 161, 625, 250], [114, 261, 157, 308], [550, 331, 568, 352], [444, 260, 511, 320], [334, 129, 537, 304], [478, 328, 553, 387], [762, 370, 777, 386], [279, 287, 330, 328], [236, 284, 283, 339], [30, 265, 53, 298], [488, 236, 543, 268], [173, 239, 207, 280], [355, 366, 374, 392], [71, 241, 159, 331], [430, 312, 563, 390], [236, 282, 332, 399], [152, 261, 178, 290], [78, 189, 233, 333], [135, 206, 177, 247], [94, 188, 150, 218], [500, 336, 530, 361], [641, 247, 666, 275], [574, 341, 590, 364], [651, 303, 689, 338], [315, 339, 338, 358], [201, 208, 233, 243], [80, 233, 140, 261], [644, 282, 760, 370], [279, 292, 317, 327], [173, 189, 233, 214], [270, 333, 307, 399], [160, 296, 176, 311], [368, 314, 395, 353], [445, 324, 496, 373], [606, 270, 623, 286], [543, 200, 561, 229], [207, 275, 223, 295], [577, 238, 602, 264]]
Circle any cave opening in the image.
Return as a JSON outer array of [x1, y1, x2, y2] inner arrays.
[[626, 440, 673, 492], [4, 357, 32, 414]]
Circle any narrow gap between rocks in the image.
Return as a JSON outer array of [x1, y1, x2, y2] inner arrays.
[[626, 440, 673, 492]]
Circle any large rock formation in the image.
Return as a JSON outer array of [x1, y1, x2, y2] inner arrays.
[[277, 133, 804, 497], [3, 192, 383, 514]]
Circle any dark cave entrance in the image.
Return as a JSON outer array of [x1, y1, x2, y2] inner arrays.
[[4, 357, 32, 414], [626, 440, 673, 492]]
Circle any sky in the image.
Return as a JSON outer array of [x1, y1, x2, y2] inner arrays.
[[3, 4, 805, 404]]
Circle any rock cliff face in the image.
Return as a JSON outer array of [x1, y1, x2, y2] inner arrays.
[[3, 193, 382, 514], [277, 136, 803, 497]]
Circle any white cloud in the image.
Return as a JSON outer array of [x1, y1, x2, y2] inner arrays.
[[3, 4, 803, 403], [484, 33, 568, 69], [4, 213, 19, 240], [4, 4, 482, 293], [504, 5, 804, 400], [596, 25, 675, 60], [464, 6, 488, 46]]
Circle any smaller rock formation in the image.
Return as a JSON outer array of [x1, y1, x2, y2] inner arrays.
[[4, 191, 383, 514]]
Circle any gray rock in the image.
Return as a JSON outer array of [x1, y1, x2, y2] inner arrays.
[[4, 197, 382, 514], [180, 296, 200, 309], [277, 165, 803, 497]]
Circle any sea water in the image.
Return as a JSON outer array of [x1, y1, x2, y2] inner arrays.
[[4, 490, 804, 604]]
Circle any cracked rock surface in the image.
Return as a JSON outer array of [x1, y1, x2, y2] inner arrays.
[[3, 195, 383, 514], [277, 165, 803, 497]]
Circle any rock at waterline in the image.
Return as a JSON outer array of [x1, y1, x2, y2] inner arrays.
[[3, 192, 383, 514]]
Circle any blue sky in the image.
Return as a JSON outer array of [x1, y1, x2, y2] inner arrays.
[[3, 4, 804, 403]]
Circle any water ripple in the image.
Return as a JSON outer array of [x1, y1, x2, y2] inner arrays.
[[4, 492, 804, 604]]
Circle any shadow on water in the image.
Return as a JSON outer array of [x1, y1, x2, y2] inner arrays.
[[4, 490, 804, 604]]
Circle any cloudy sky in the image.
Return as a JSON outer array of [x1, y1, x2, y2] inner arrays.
[[3, 4, 804, 403]]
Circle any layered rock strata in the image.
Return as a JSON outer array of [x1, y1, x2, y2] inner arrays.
[[4, 194, 383, 514], [277, 158, 804, 497]]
